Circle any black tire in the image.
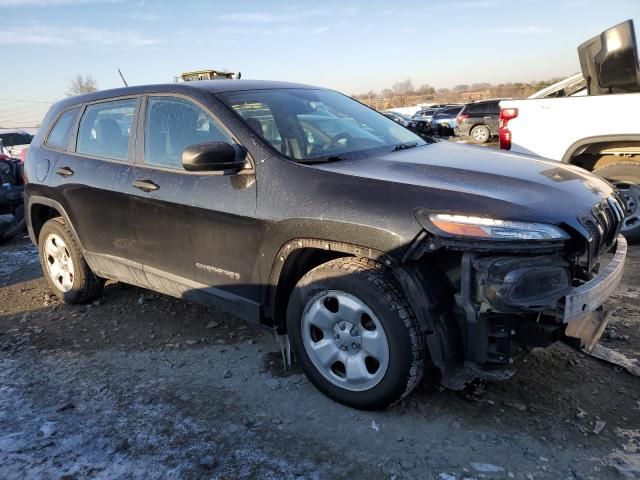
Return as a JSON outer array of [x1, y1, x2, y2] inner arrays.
[[593, 161, 640, 244], [286, 257, 425, 410], [470, 125, 490, 144], [38, 217, 104, 303]]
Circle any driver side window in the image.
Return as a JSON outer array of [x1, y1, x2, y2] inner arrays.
[[144, 96, 232, 169]]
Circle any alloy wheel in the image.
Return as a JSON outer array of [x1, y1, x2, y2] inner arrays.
[[472, 126, 489, 143]]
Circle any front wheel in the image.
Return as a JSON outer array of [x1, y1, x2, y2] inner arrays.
[[286, 257, 425, 410], [593, 160, 640, 244]]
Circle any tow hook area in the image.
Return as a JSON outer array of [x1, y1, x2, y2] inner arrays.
[[562, 308, 611, 352]]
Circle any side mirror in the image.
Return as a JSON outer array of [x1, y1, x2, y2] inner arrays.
[[181, 141, 246, 173], [578, 19, 640, 95]]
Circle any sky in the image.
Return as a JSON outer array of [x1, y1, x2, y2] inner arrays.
[[0, 0, 638, 114]]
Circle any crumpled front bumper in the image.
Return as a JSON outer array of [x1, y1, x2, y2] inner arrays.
[[563, 235, 627, 323], [562, 235, 627, 351], [458, 235, 627, 365]]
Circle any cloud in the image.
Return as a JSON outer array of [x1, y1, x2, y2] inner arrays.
[[0, 24, 158, 48], [340, 6, 359, 16], [312, 26, 330, 35], [434, 0, 501, 7], [213, 12, 298, 23], [212, 7, 356, 25], [0, 0, 124, 5], [213, 25, 297, 36], [490, 25, 551, 35], [128, 11, 160, 21]]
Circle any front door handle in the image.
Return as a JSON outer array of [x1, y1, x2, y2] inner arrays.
[[132, 179, 159, 192], [56, 166, 74, 177]]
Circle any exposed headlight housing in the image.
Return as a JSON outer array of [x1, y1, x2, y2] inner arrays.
[[425, 214, 569, 241]]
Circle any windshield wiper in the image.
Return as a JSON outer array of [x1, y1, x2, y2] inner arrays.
[[392, 142, 419, 152], [297, 155, 344, 165]]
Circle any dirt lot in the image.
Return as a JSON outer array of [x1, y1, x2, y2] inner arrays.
[[1, 234, 639, 480]]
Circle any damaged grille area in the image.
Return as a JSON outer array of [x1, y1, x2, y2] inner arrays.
[[581, 194, 625, 271]]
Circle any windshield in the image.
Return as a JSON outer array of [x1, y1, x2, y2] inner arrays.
[[218, 89, 425, 162]]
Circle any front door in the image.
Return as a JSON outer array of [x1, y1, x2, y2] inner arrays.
[[127, 95, 260, 308]]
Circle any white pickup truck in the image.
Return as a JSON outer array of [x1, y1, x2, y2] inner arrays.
[[500, 20, 640, 242]]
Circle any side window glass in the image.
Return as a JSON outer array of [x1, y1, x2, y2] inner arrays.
[[46, 108, 79, 150], [145, 96, 232, 169], [77, 99, 136, 161]]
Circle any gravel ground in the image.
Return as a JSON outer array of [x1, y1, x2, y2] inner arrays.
[[0, 234, 639, 480]]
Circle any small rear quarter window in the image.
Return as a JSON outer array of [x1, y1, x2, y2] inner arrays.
[[46, 108, 79, 150]]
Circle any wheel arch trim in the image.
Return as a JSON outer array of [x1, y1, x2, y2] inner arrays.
[[27, 195, 84, 251], [266, 238, 395, 327], [266, 237, 441, 345], [562, 134, 640, 165]]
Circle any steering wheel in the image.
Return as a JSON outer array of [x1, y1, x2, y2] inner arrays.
[[324, 132, 352, 151]]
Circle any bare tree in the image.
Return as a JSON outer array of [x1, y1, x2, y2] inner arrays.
[[453, 84, 470, 92], [392, 79, 414, 106], [66, 74, 99, 97], [380, 88, 394, 99], [417, 83, 435, 96]]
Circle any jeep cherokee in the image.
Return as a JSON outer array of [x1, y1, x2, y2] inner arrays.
[[24, 80, 626, 409]]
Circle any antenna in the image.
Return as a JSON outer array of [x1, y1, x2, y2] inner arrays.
[[117, 68, 129, 87]]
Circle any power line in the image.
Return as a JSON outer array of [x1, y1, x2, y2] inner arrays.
[[0, 98, 56, 104]]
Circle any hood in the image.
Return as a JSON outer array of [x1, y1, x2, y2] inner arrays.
[[313, 141, 615, 234]]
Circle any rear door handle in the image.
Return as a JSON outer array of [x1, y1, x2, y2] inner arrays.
[[132, 179, 159, 192], [55, 166, 74, 177]]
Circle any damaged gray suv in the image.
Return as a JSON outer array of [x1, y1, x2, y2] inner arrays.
[[25, 80, 626, 409]]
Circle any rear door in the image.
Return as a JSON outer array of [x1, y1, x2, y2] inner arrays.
[[49, 97, 140, 264], [128, 94, 259, 303]]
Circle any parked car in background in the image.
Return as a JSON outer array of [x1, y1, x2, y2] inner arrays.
[[431, 106, 463, 135], [0, 153, 25, 242], [382, 111, 412, 128], [25, 79, 626, 410], [382, 111, 425, 133], [0, 129, 34, 158], [500, 19, 640, 243], [454, 100, 501, 144], [412, 108, 437, 121]]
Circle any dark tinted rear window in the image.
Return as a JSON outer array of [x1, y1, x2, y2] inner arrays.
[[467, 101, 500, 114], [466, 103, 484, 114], [46, 108, 79, 149], [487, 101, 501, 113]]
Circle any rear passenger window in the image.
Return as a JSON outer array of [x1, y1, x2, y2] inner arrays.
[[467, 104, 483, 114], [144, 96, 232, 169], [76, 99, 137, 161], [46, 108, 79, 150]]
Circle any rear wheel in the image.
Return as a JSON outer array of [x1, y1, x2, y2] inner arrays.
[[593, 160, 640, 243], [286, 257, 425, 410], [38, 217, 104, 303], [470, 125, 490, 144]]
